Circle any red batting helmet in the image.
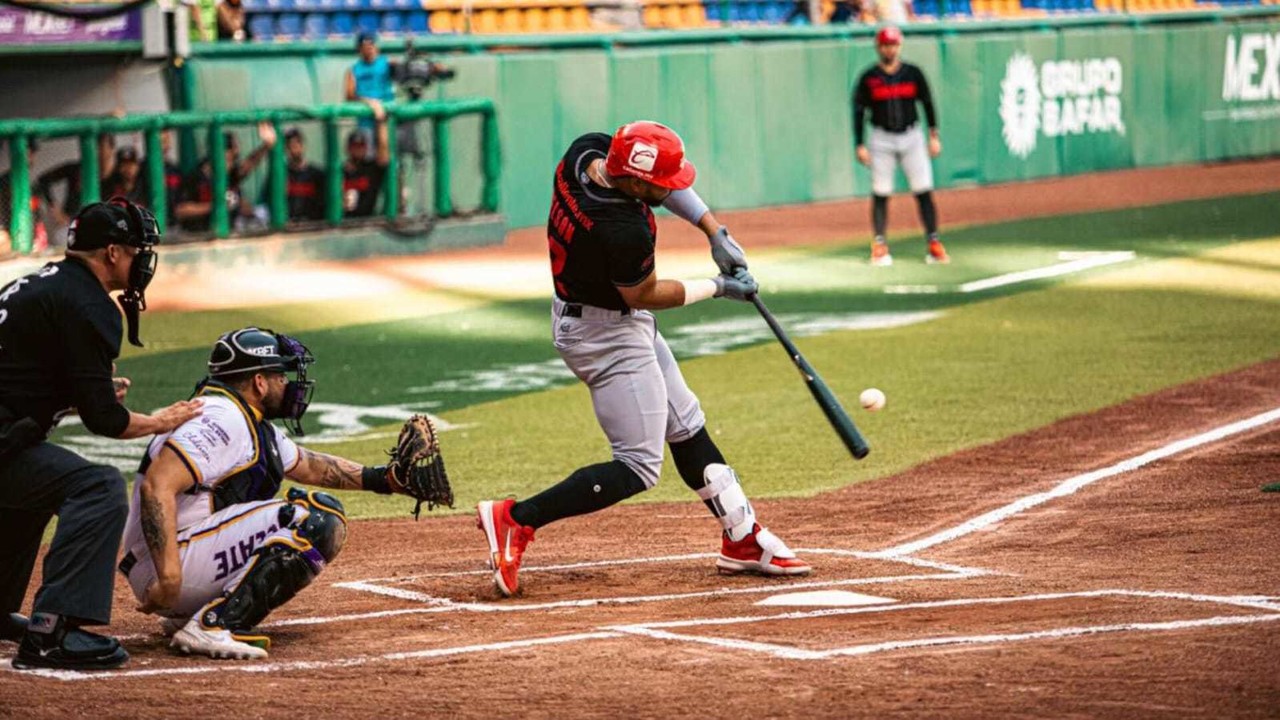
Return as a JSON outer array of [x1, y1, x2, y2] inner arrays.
[[876, 26, 903, 46], [604, 121, 697, 190]]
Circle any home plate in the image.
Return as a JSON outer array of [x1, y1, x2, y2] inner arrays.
[[755, 591, 896, 607]]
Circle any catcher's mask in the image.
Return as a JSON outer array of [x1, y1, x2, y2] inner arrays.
[[67, 196, 161, 347], [206, 327, 315, 435]]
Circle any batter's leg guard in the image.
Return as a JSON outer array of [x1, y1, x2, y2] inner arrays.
[[694, 464, 757, 543]]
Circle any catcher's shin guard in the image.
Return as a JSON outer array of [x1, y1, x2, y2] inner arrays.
[[695, 464, 756, 542], [204, 492, 347, 634]]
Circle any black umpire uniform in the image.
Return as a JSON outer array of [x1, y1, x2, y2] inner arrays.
[[0, 200, 160, 671]]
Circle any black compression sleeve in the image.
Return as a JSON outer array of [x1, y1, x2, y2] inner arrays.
[[852, 78, 869, 145]]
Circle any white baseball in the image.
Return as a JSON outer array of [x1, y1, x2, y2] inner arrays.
[[859, 388, 886, 412]]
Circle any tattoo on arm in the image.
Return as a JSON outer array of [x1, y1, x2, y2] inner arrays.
[[298, 448, 363, 491], [141, 493, 167, 556]]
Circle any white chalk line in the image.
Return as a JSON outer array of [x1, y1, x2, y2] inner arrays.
[[883, 251, 1135, 295], [315, 572, 975, 622], [606, 589, 1280, 660], [875, 406, 1280, 558], [618, 615, 1280, 661], [346, 552, 721, 584], [0, 631, 622, 682]]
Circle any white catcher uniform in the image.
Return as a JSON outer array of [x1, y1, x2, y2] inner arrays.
[[118, 386, 311, 621]]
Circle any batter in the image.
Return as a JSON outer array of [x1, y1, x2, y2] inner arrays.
[[477, 121, 811, 597]]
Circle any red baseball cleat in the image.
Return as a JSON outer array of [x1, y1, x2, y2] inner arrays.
[[926, 238, 950, 264], [871, 241, 893, 267], [717, 524, 811, 576], [476, 499, 535, 597]]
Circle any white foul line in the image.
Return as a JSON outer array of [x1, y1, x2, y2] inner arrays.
[[875, 407, 1280, 558], [2, 632, 622, 682], [607, 589, 1280, 660], [958, 251, 1135, 293]]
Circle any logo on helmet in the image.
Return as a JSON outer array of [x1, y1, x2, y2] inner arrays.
[[627, 142, 659, 173]]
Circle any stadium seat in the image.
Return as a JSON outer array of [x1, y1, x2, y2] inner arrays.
[[429, 9, 456, 32], [524, 7, 546, 31], [568, 6, 591, 29], [248, 13, 275, 38], [407, 10, 429, 31], [356, 10, 379, 32], [498, 8, 523, 32], [303, 12, 328, 37], [546, 6, 567, 29], [682, 3, 707, 25], [276, 12, 303, 37], [474, 8, 499, 32], [331, 10, 355, 32], [262, 0, 293, 9], [380, 10, 404, 32]]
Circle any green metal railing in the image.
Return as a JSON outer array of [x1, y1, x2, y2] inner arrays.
[[0, 98, 500, 252]]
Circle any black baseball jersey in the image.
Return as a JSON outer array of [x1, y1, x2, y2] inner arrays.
[[261, 163, 326, 221], [852, 62, 938, 144], [547, 133, 657, 311], [177, 162, 247, 232], [342, 160, 386, 218], [0, 257, 129, 437]]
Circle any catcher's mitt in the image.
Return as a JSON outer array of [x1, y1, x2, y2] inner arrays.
[[386, 414, 453, 519]]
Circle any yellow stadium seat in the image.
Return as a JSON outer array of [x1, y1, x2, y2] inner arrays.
[[643, 4, 664, 26], [429, 9, 455, 32], [474, 8, 499, 32], [660, 4, 684, 26], [499, 7, 523, 32], [525, 6, 546, 31], [568, 6, 591, 29], [547, 6, 568, 30], [682, 3, 707, 25]]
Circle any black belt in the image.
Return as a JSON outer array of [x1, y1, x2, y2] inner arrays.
[[118, 551, 137, 578], [562, 303, 631, 318]]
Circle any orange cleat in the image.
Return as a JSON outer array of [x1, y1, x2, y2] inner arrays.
[[926, 238, 950, 264], [476, 499, 536, 597], [870, 241, 893, 267]]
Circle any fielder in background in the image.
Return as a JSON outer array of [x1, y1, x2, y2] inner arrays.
[[853, 26, 949, 267], [0, 199, 202, 671], [476, 121, 811, 598], [120, 328, 450, 660]]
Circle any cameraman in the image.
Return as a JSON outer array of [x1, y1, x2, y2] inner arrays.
[[344, 32, 394, 154], [0, 199, 203, 671]]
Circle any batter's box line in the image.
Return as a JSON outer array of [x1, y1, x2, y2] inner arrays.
[[604, 589, 1280, 661]]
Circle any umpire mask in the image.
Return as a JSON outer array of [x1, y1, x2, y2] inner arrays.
[[69, 197, 160, 347], [207, 327, 316, 435]]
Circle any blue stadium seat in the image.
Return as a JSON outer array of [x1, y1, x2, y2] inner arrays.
[[315, 0, 342, 8], [303, 12, 328, 37], [407, 9, 428, 31], [276, 12, 303, 37], [356, 10, 379, 33], [263, 0, 293, 9], [392, 0, 415, 8], [367, 0, 392, 8], [248, 13, 275, 39], [380, 10, 404, 33], [761, 1, 785, 22], [292, 0, 315, 9], [703, 1, 723, 21], [331, 10, 355, 33]]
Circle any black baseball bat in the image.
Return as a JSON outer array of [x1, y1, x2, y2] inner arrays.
[[750, 294, 871, 460]]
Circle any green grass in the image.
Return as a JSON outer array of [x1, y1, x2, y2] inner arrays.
[[62, 192, 1280, 520]]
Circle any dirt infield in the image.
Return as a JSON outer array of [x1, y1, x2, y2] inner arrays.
[[3, 357, 1278, 717]]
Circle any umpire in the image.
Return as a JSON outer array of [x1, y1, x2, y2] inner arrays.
[[0, 198, 202, 671]]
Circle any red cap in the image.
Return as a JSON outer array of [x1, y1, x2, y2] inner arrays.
[[604, 121, 697, 190], [876, 26, 903, 46]]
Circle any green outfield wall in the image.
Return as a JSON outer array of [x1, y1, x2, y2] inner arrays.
[[184, 17, 1280, 228]]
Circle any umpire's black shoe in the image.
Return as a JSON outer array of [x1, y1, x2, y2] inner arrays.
[[2, 613, 29, 643], [11, 617, 128, 671]]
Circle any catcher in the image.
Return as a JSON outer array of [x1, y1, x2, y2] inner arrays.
[[117, 327, 449, 660]]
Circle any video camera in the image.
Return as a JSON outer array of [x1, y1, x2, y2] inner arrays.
[[397, 40, 456, 100]]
